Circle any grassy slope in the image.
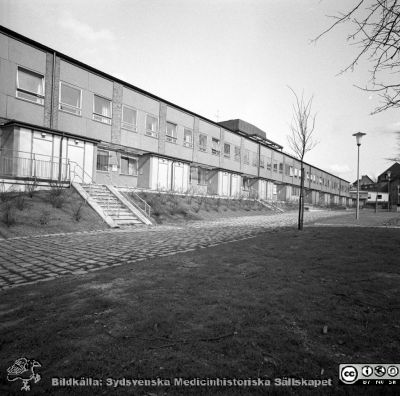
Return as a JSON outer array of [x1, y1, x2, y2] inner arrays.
[[0, 226, 399, 395], [132, 191, 279, 224], [0, 188, 108, 239]]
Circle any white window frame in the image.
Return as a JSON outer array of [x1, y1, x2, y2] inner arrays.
[[93, 94, 112, 125], [212, 138, 220, 156], [120, 156, 138, 176], [145, 114, 159, 137], [121, 105, 137, 131], [16, 66, 45, 105], [199, 134, 207, 152], [166, 121, 178, 143], [96, 149, 110, 172], [224, 143, 231, 158], [59, 81, 82, 116], [183, 128, 193, 147]]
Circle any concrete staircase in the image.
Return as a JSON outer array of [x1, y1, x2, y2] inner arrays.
[[81, 184, 143, 226]]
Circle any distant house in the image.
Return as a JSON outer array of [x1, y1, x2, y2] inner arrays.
[[376, 163, 400, 208], [351, 175, 375, 191]]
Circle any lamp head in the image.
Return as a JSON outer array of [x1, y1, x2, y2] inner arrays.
[[352, 132, 366, 146]]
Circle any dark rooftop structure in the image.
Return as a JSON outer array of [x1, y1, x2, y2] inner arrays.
[[219, 119, 283, 150]]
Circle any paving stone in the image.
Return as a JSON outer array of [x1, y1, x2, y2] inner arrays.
[[0, 211, 341, 290]]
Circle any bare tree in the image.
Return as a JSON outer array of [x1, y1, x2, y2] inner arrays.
[[314, 0, 400, 114], [287, 87, 318, 230]]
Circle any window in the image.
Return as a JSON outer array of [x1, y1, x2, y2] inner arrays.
[[212, 138, 220, 155], [242, 177, 250, 191], [289, 166, 294, 177], [120, 156, 138, 176], [252, 153, 258, 167], [279, 163, 283, 174], [122, 105, 137, 131], [199, 134, 207, 152], [292, 187, 300, 196], [273, 162, 278, 173], [260, 155, 265, 168], [243, 149, 250, 165], [266, 158, 272, 171], [166, 122, 177, 143], [234, 146, 241, 162], [146, 114, 158, 137], [59, 82, 81, 115], [93, 95, 112, 124], [96, 150, 109, 171], [224, 143, 231, 158], [198, 168, 207, 185], [16, 66, 45, 105], [183, 128, 193, 147]]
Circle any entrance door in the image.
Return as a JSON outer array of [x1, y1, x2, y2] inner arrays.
[[158, 160, 169, 190], [221, 172, 229, 196], [173, 163, 184, 192]]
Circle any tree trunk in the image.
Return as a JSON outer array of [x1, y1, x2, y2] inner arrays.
[[298, 163, 305, 230]]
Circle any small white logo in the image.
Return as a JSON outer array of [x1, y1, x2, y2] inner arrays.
[[362, 365, 373, 377], [340, 365, 358, 384], [374, 365, 386, 377], [7, 357, 41, 391], [387, 366, 399, 377]]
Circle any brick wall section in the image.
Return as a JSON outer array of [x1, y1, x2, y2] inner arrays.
[[43, 53, 60, 130], [44, 52, 54, 128], [192, 117, 199, 164], [158, 102, 167, 154], [111, 82, 123, 145]]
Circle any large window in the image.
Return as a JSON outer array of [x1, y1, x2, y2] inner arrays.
[[166, 121, 177, 143], [59, 82, 82, 115], [146, 114, 158, 137], [183, 128, 193, 147], [96, 150, 109, 171], [224, 143, 231, 158], [93, 95, 112, 125], [16, 66, 45, 105], [242, 177, 250, 191], [122, 105, 137, 131], [212, 138, 220, 155], [198, 168, 207, 185], [199, 134, 207, 152], [120, 156, 138, 176]]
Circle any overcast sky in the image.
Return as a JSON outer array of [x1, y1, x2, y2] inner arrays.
[[1, 0, 399, 182]]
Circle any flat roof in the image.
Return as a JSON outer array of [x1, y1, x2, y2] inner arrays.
[[0, 25, 349, 183]]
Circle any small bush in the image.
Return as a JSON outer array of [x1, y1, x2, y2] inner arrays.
[[71, 201, 85, 222], [1, 201, 16, 227], [25, 179, 38, 198], [49, 182, 66, 208], [39, 210, 51, 225]]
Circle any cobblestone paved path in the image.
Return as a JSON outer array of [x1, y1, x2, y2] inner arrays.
[[0, 211, 345, 290]]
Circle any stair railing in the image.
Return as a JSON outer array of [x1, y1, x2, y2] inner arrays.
[[129, 189, 152, 218]]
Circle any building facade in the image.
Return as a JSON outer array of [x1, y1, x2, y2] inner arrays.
[[0, 26, 351, 205]]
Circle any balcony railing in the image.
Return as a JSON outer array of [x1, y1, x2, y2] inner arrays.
[[0, 149, 70, 181]]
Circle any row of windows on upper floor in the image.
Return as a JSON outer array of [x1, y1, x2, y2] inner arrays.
[[15, 66, 347, 192]]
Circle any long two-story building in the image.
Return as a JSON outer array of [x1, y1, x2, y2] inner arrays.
[[0, 26, 351, 206]]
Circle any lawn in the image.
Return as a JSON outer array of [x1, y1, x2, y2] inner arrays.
[[0, 226, 399, 395], [0, 187, 108, 239]]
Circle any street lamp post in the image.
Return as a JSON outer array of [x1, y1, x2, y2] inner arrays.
[[353, 132, 366, 220], [387, 170, 391, 212]]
